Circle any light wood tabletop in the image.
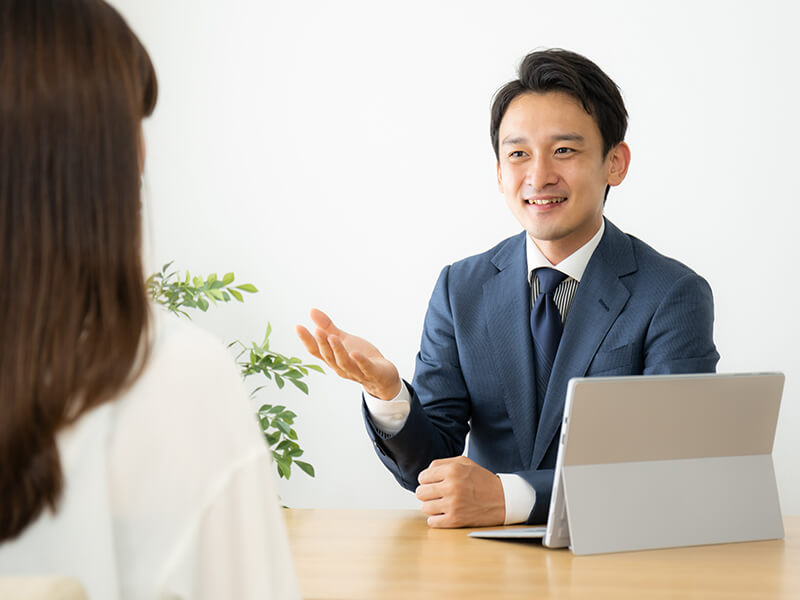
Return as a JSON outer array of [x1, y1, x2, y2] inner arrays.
[[285, 509, 799, 600]]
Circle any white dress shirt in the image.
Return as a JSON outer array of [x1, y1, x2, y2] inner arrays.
[[0, 311, 301, 600], [365, 221, 605, 524]]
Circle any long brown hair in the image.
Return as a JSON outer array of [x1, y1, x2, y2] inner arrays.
[[0, 0, 158, 541]]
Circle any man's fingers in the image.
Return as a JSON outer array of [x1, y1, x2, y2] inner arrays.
[[417, 465, 445, 485], [310, 329, 354, 380], [415, 482, 444, 502], [295, 325, 323, 360], [328, 335, 368, 381], [426, 514, 453, 528], [419, 497, 447, 518], [312, 328, 337, 363], [309, 308, 342, 336]]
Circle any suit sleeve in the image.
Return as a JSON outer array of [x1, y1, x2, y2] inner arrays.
[[363, 265, 472, 491], [642, 271, 719, 374]]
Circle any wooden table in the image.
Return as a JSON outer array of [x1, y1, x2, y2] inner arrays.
[[285, 509, 799, 599]]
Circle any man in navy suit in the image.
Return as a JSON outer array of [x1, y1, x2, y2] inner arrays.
[[297, 49, 719, 528]]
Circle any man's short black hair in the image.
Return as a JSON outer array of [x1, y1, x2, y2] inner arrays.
[[490, 49, 628, 161]]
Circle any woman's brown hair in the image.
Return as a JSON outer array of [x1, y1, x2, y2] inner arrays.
[[0, 0, 158, 541]]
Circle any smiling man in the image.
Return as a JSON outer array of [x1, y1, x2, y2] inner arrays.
[[297, 49, 719, 528]]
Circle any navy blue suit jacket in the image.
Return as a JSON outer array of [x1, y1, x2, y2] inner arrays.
[[364, 219, 720, 524]]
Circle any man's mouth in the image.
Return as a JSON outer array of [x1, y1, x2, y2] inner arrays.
[[525, 197, 567, 205]]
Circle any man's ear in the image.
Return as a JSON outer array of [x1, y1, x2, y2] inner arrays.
[[607, 141, 631, 187], [496, 162, 503, 193]]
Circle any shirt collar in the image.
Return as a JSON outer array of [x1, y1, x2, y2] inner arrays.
[[525, 219, 605, 283]]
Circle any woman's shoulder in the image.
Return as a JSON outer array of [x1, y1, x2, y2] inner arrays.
[[148, 308, 237, 371], [142, 309, 246, 399], [110, 308, 265, 469]]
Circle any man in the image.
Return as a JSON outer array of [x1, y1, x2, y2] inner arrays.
[[297, 49, 719, 528]]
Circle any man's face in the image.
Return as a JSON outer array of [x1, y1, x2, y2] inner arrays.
[[496, 91, 629, 263]]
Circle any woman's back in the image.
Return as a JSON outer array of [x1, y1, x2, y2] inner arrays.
[[0, 312, 300, 599]]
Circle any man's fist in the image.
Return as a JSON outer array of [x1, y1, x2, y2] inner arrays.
[[415, 456, 505, 528]]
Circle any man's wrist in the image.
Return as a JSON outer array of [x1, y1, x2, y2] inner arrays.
[[366, 378, 403, 401], [363, 381, 411, 435]]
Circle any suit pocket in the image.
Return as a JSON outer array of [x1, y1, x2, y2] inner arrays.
[[588, 343, 634, 375]]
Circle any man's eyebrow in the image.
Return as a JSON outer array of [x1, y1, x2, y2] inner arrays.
[[501, 136, 528, 146], [551, 133, 585, 143], [501, 133, 586, 146]]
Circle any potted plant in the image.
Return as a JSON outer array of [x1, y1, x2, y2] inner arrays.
[[147, 262, 322, 479]]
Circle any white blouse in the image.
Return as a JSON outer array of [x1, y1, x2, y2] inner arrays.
[[0, 311, 301, 600]]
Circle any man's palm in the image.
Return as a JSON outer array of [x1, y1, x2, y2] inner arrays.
[[296, 309, 401, 400]]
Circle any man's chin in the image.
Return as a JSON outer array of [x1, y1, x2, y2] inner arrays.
[[524, 225, 568, 244]]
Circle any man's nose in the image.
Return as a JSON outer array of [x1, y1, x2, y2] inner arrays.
[[526, 155, 559, 190]]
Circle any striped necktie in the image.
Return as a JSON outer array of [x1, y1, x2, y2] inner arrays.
[[530, 267, 567, 414]]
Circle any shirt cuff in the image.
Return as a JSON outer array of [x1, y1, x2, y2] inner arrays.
[[363, 382, 411, 436], [497, 473, 537, 525]]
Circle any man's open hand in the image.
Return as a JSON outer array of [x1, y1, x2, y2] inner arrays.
[[415, 456, 505, 528], [296, 308, 402, 400]]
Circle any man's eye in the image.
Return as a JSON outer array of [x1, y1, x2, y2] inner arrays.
[[555, 147, 574, 155], [509, 150, 527, 158]]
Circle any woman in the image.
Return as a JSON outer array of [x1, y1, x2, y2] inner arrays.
[[0, 1, 300, 598]]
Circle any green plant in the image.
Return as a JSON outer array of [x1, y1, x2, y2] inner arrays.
[[147, 262, 321, 479]]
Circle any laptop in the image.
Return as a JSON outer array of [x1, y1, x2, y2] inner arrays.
[[469, 372, 785, 555]]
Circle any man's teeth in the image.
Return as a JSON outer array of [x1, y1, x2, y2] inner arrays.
[[526, 197, 566, 205]]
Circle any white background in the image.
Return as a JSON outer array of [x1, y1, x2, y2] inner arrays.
[[111, 0, 799, 513]]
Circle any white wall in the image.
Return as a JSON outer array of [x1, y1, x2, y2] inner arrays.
[[113, 0, 800, 513]]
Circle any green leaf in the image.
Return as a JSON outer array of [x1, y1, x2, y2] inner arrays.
[[280, 410, 297, 421], [274, 374, 285, 389], [197, 297, 209, 311], [273, 454, 291, 479], [307, 364, 325, 373], [236, 283, 258, 293], [193, 276, 203, 288], [208, 273, 218, 284], [295, 461, 315, 477], [276, 440, 297, 452], [267, 405, 285, 414], [274, 419, 292, 436], [265, 432, 280, 446], [222, 272, 235, 285], [291, 380, 309, 395], [249, 385, 266, 398], [207, 289, 225, 301], [229, 288, 243, 302]]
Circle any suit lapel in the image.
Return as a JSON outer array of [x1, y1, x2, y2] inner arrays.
[[531, 220, 637, 468], [483, 232, 538, 467]]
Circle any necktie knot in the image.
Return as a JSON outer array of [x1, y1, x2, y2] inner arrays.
[[535, 267, 567, 298]]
